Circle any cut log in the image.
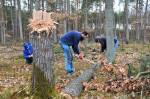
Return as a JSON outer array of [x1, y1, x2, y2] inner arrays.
[[62, 63, 101, 96]]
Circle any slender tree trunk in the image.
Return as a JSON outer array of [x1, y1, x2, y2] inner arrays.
[[42, 0, 44, 11], [85, 0, 88, 29], [98, 2, 102, 35], [14, 0, 19, 40], [28, 0, 33, 15], [17, 0, 23, 40], [35, 0, 41, 10], [136, 0, 140, 41], [28, 0, 30, 11], [10, 0, 15, 39], [143, 0, 148, 43], [66, 0, 71, 31], [46, 0, 51, 11], [74, 0, 78, 30], [63, 0, 67, 33], [105, 0, 115, 63], [139, 0, 143, 41], [124, 0, 129, 43], [0, 0, 6, 44]]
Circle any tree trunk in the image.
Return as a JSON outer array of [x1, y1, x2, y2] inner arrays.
[[74, 0, 78, 30], [63, 0, 67, 33], [66, 0, 71, 31], [46, 0, 51, 11], [98, 2, 102, 35], [10, 0, 15, 40], [14, 0, 19, 40], [28, 0, 33, 15], [85, 0, 88, 29], [35, 0, 41, 10], [42, 0, 44, 11], [105, 0, 115, 63], [139, 0, 143, 41], [135, 0, 143, 41], [17, 0, 23, 40], [0, 0, 6, 44], [30, 32, 55, 98], [124, 0, 129, 43], [143, 0, 148, 43]]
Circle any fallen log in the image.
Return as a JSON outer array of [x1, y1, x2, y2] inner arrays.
[[62, 63, 101, 96]]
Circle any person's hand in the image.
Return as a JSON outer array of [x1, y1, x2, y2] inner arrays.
[[78, 53, 84, 60], [29, 54, 33, 57]]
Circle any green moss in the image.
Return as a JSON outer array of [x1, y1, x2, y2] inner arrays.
[[14, 55, 24, 60], [32, 65, 56, 99], [128, 64, 138, 77], [0, 88, 12, 99], [140, 55, 150, 72]]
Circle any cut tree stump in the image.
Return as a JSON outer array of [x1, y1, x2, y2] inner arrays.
[[62, 63, 101, 97], [28, 10, 57, 98]]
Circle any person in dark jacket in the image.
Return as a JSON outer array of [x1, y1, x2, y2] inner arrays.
[[59, 30, 89, 74], [95, 36, 119, 52], [23, 42, 33, 64]]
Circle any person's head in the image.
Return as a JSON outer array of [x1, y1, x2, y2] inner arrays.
[[23, 42, 32, 50], [95, 36, 101, 43], [80, 31, 89, 41]]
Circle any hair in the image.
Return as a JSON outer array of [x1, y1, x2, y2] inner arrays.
[[95, 36, 101, 43], [81, 31, 89, 36]]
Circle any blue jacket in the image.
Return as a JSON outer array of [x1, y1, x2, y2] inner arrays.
[[114, 36, 119, 48], [60, 31, 81, 54], [23, 42, 33, 59]]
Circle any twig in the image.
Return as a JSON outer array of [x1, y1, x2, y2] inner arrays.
[[134, 71, 150, 80]]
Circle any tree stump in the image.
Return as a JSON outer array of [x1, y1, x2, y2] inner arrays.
[[30, 32, 55, 98]]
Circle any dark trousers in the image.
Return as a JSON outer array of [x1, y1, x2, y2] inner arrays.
[[26, 57, 33, 64]]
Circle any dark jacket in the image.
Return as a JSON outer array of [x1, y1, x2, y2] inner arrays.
[[60, 31, 81, 54], [95, 37, 106, 52], [95, 37, 119, 52]]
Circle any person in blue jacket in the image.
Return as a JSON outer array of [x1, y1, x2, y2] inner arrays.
[[23, 42, 33, 64], [59, 30, 89, 74], [95, 36, 119, 52]]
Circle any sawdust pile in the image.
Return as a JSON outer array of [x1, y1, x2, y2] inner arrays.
[[28, 10, 58, 34]]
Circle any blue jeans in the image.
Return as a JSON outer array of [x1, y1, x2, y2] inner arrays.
[[59, 41, 74, 73]]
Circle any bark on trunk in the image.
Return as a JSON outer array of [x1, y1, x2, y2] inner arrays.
[[10, 0, 15, 38], [35, 0, 41, 10], [17, 0, 23, 40], [14, 0, 19, 40], [0, 0, 6, 44], [85, 0, 88, 29], [124, 0, 129, 43], [135, 0, 143, 41], [143, 0, 148, 43], [30, 32, 55, 98], [105, 0, 115, 63]]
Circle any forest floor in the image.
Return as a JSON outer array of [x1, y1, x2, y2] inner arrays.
[[0, 42, 149, 99]]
